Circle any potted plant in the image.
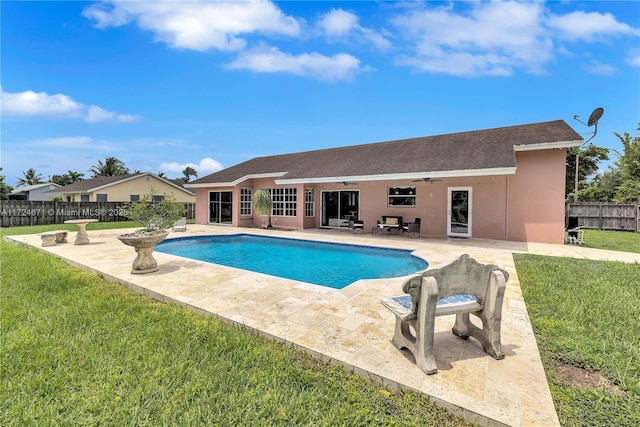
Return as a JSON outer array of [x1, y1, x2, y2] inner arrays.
[[252, 189, 274, 229], [118, 190, 186, 274]]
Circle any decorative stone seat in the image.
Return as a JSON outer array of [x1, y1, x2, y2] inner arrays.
[[40, 230, 69, 247], [381, 254, 509, 375]]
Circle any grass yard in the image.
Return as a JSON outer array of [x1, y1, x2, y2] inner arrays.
[[514, 254, 640, 427], [581, 229, 640, 254], [0, 224, 470, 427]]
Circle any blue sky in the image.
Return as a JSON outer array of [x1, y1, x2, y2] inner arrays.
[[2, 1, 639, 187]]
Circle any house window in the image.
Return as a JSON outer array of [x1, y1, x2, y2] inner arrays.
[[96, 193, 108, 202], [80, 194, 89, 202], [130, 195, 140, 202], [388, 186, 416, 207], [305, 188, 315, 217], [240, 188, 252, 216], [270, 188, 297, 217], [152, 194, 164, 203]]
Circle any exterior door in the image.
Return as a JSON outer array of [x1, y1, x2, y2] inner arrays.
[[447, 187, 472, 237], [209, 191, 233, 224], [321, 190, 359, 228]]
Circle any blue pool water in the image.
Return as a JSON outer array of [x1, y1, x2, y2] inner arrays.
[[156, 234, 428, 289]]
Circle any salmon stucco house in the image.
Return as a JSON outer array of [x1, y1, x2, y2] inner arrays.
[[185, 120, 583, 244]]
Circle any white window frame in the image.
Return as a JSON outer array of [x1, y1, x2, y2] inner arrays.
[[240, 188, 252, 216], [305, 188, 315, 217], [387, 186, 416, 207], [270, 188, 297, 217]]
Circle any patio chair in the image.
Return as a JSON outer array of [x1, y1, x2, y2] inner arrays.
[[348, 218, 364, 233], [403, 218, 421, 238], [380, 254, 508, 375], [172, 217, 187, 232]]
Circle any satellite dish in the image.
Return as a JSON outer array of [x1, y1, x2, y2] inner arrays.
[[411, 178, 442, 183], [573, 107, 604, 129], [573, 107, 604, 144], [587, 107, 604, 127]]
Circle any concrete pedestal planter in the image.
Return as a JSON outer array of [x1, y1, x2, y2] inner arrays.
[[117, 231, 169, 274]]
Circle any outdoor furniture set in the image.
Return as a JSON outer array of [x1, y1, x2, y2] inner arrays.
[[40, 219, 99, 247], [371, 216, 421, 238]]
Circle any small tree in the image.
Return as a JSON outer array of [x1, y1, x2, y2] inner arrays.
[[252, 189, 273, 229], [125, 190, 186, 233]]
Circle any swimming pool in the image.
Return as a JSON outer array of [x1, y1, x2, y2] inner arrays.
[[156, 234, 428, 289]]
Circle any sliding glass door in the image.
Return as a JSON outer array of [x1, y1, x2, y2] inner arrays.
[[209, 191, 233, 224], [321, 190, 359, 228]]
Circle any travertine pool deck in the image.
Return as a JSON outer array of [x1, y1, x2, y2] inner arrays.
[[7, 226, 640, 426]]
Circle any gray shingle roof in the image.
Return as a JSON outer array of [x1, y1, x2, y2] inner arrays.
[[188, 120, 583, 186], [48, 173, 194, 194]]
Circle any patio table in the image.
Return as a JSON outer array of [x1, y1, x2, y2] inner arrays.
[[64, 219, 99, 245], [372, 226, 390, 235]]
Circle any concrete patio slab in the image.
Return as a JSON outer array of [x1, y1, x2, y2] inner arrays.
[[7, 225, 639, 426]]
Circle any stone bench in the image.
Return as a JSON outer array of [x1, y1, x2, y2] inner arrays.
[[40, 230, 69, 247], [381, 254, 509, 375]]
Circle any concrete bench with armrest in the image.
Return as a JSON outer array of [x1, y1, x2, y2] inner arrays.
[[380, 254, 508, 375]]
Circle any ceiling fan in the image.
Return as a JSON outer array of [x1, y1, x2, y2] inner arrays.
[[412, 178, 442, 183]]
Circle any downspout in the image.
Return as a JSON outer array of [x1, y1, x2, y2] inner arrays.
[[504, 175, 509, 241]]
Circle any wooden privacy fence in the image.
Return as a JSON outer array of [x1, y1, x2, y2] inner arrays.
[[0, 201, 196, 228], [566, 202, 639, 232]]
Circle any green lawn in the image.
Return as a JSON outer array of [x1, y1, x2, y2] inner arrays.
[[514, 254, 640, 426], [1, 224, 470, 427], [581, 229, 640, 254]]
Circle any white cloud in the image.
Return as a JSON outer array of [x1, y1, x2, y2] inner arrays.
[[390, 2, 640, 77], [85, 105, 139, 123], [582, 60, 618, 76], [1, 87, 83, 117], [318, 8, 391, 50], [391, 2, 552, 77], [626, 49, 640, 67], [226, 44, 366, 82], [547, 11, 640, 42], [82, 0, 301, 52], [159, 157, 223, 175], [1, 87, 140, 123], [319, 9, 359, 37]]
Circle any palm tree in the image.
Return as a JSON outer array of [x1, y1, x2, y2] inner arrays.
[[16, 168, 44, 187], [252, 189, 273, 229], [52, 170, 85, 186], [182, 167, 198, 182], [89, 157, 130, 177]]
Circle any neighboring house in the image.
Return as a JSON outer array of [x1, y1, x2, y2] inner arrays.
[[9, 183, 61, 201], [185, 120, 583, 244], [49, 173, 196, 203]]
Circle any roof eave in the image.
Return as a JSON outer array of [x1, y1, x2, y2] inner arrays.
[[185, 172, 288, 188], [513, 139, 584, 152], [276, 167, 516, 185]]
